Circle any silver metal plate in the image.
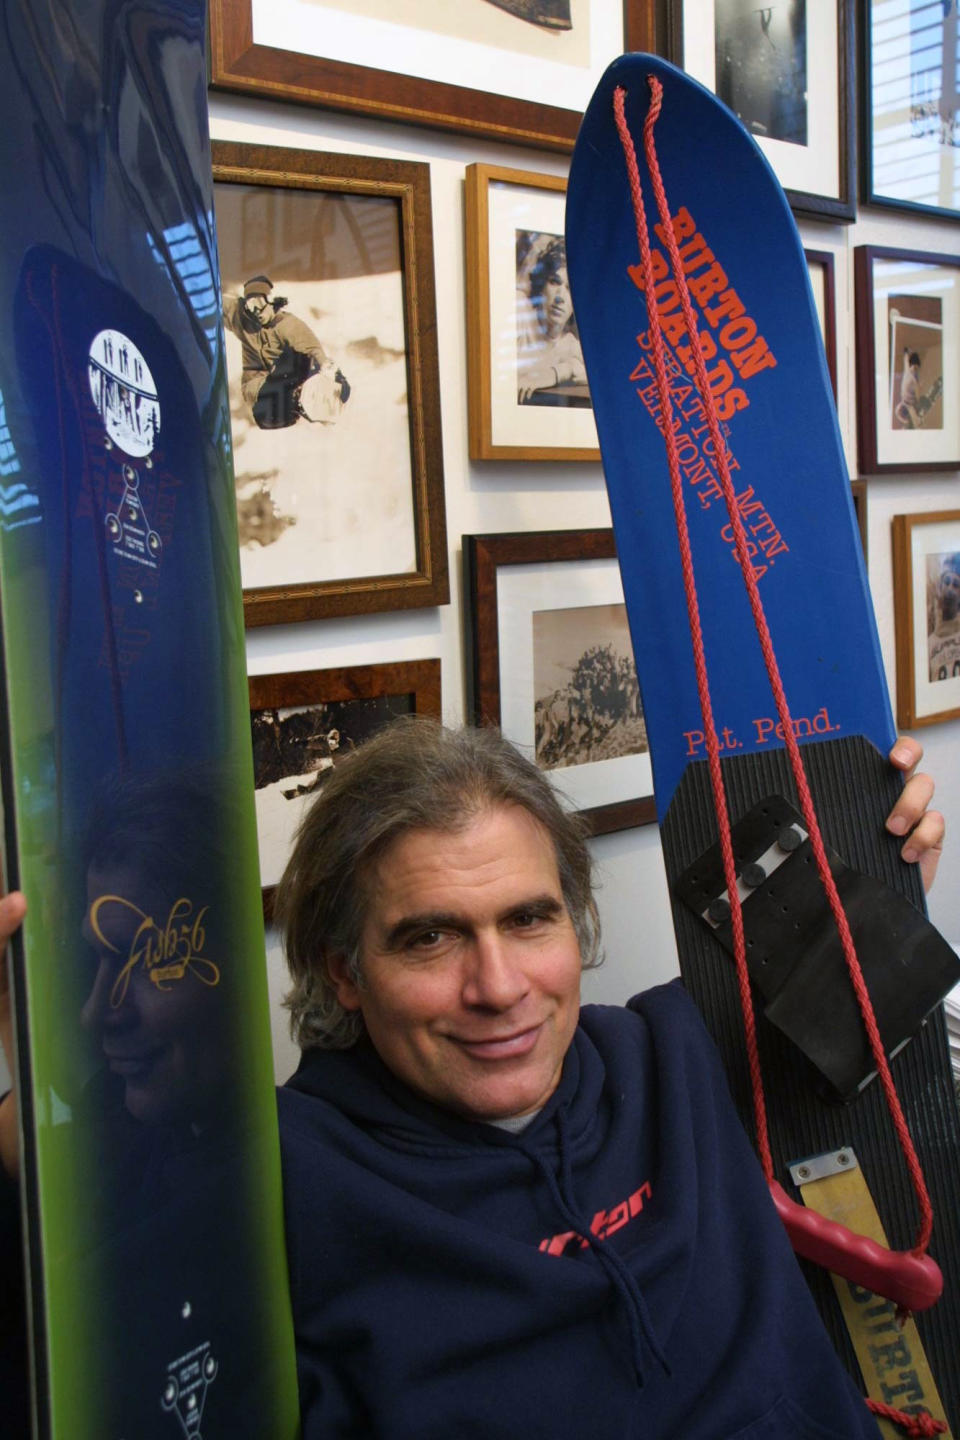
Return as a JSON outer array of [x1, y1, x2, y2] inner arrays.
[[788, 1148, 860, 1186]]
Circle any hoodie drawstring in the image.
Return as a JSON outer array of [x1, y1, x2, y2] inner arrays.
[[521, 1107, 670, 1388]]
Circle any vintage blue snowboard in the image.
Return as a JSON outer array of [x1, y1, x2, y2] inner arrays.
[[0, 1, 298, 1435], [567, 54, 960, 1424]]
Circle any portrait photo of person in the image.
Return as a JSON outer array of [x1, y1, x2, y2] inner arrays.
[[515, 230, 590, 408], [888, 296, 944, 433], [927, 551, 960, 683]]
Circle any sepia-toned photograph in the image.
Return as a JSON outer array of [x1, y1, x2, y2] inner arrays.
[[317, 0, 585, 56], [209, 0, 628, 150], [249, 661, 441, 898], [926, 550, 960, 685], [465, 528, 655, 833], [213, 143, 448, 625], [252, 695, 411, 887], [533, 603, 646, 771], [216, 181, 416, 592], [515, 230, 589, 408], [714, 0, 807, 148], [887, 295, 943, 432], [465, 164, 599, 460]]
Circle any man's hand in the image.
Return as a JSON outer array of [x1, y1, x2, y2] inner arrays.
[[886, 738, 944, 894], [0, 889, 26, 1180]]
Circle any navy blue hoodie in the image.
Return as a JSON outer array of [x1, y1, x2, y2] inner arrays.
[[278, 981, 880, 1439]]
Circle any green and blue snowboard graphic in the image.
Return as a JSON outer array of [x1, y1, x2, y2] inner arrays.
[[0, 1, 298, 1434]]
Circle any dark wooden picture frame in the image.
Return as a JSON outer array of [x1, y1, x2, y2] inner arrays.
[[861, 0, 960, 221], [250, 659, 442, 920], [854, 244, 960, 476], [213, 141, 448, 625], [892, 511, 960, 728], [465, 163, 600, 463], [209, 1, 659, 153], [804, 248, 838, 397], [663, 0, 856, 222], [464, 529, 656, 836]]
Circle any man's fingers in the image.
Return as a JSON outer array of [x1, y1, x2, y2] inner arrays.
[[888, 736, 923, 779], [886, 770, 936, 837], [900, 808, 945, 892], [884, 740, 944, 895]]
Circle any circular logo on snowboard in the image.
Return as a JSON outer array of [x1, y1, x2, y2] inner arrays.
[[88, 329, 161, 457]]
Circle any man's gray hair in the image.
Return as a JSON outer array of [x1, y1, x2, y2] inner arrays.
[[275, 717, 602, 1050]]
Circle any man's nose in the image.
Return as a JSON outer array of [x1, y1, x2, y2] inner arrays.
[[461, 934, 530, 1010]]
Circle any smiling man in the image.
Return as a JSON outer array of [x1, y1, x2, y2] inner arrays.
[[270, 717, 942, 1440], [326, 803, 583, 1122], [0, 720, 945, 1436]]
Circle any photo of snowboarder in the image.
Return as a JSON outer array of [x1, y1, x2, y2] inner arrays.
[[215, 179, 418, 595], [222, 275, 351, 431]]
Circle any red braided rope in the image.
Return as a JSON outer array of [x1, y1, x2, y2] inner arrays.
[[865, 1400, 947, 1436], [610, 83, 771, 1175], [611, 75, 945, 1439], [610, 77, 934, 1260]]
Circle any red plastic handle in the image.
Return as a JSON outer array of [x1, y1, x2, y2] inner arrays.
[[769, 1182, 943, 1313]]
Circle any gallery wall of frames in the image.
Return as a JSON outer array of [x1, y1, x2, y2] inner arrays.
[[204, 0, 960, 1080]]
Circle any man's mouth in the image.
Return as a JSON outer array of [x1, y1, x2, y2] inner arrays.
[[450, 1025, 542, 1061]]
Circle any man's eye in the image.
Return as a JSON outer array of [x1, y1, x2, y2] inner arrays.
[[409, 929, 446, 950]]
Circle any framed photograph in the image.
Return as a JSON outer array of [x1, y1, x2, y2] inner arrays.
[[667, 1, 856, 221], [862, 0, 960, 220], [212, 141, 449, 626], [209, 1, 659, 153], [804, 248, 838, 397], [464, 529, 655, 835], [854, 245, 960, 475], [465, 165, 599, 462], [250, 659, 442, 918], [851, 478, 868, 563], [892, 511, 960, 727]]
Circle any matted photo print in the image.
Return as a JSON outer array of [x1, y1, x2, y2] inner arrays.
[[672, 0, 854, 220], [465, 529, 655, 834], [466, 164, 599, 461], [855, 245, 960, 473], [213, 142, 448, 624]]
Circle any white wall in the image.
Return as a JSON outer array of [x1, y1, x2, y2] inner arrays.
[[206, 91, 960, 1085]]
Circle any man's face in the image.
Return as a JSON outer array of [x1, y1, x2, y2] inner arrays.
[[243, 293, 273, 324], [329, 805, 583, 1121], [542, 265, 574, 339], [940, 568, 960, 622]]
